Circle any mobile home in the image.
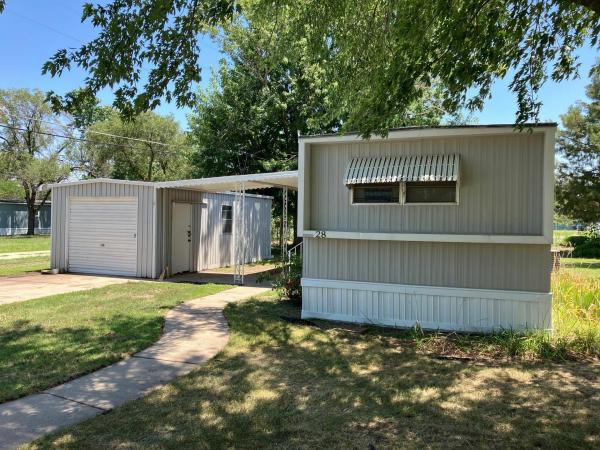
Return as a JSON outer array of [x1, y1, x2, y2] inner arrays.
[[0, 200, 51, 236], [297, 124, 555, 332]]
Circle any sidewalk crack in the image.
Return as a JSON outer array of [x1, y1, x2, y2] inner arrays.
[[43, 392, 108, 412]]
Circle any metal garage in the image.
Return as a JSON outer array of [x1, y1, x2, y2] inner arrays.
[[47, 171, 298, 282]]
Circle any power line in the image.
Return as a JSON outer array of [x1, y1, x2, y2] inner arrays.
[[4, 7, 84, 44], [0, 122, 184, 156], [5, 6, 156, 79], [7, 113, 181, 148]]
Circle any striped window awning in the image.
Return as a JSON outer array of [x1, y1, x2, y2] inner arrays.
[[344, 154, 460, 185]]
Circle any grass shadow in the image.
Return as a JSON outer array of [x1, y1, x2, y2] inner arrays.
[[26, 296, 600, 450]]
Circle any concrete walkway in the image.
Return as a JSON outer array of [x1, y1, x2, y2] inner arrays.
[[0, 286, 269, 449], [0, 250, 49, 260], [0, 273, 134, 306]]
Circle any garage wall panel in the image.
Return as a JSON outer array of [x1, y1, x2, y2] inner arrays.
[[156, 190, 272, 272]]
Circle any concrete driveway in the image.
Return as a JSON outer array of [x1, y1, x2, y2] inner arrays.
[[0, 273, 135, 305]]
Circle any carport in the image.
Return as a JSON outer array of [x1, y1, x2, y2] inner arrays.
[[156, 171, 298, 284]]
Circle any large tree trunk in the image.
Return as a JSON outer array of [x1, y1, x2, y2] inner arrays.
[[26, 201, 36, 235], [23, 182, 37, 236]]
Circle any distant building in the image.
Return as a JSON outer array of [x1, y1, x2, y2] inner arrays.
[[0, 201, 51, 235]]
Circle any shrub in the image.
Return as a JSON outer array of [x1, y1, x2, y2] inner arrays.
[[565, 228, 600, 258], [274, 254, 302, 305], [564, 235, 590, 247]]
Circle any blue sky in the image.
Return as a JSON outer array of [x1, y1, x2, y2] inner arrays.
[[0, 1, 597, 129]]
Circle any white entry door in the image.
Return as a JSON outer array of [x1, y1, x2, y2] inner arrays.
[[171, 202, 192, 274], [68, 197, 138, 276]]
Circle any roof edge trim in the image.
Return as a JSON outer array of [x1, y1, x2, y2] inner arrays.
[[299, 123, 558, 142]]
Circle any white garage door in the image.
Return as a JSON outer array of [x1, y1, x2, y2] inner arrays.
[[68, 197, 138, 276]]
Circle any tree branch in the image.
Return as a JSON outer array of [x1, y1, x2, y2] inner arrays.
[[37, 188, 52, 211], [568, 0, 600, 15]]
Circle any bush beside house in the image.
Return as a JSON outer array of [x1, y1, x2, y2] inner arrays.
[[565, 229, 600, 258]]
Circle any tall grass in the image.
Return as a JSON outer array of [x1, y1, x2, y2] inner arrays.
[[550, 270, 599, 356], [413, 269, 600, 361]]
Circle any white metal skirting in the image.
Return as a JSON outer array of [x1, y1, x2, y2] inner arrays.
[[301, 278, 552, 332]]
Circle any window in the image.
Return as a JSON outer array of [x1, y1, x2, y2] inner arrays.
[[352, 185, 400, 204], [221, 205, 233, 234], [405, 181, 457, 204]]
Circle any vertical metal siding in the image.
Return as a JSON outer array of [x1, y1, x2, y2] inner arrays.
[[309, 133, 545, 235], [50, 182, 156, 278], [51, 183, 273, 278], [201, 192, 272, 269], [155, 189, 272, 273], [201, 192, 233, 269], [303, 237, 551, 292], [0, 202, 52, 235]]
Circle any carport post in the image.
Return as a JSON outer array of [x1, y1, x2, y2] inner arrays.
[[281, 187, 288, 258], [233, 183, 246, 285]]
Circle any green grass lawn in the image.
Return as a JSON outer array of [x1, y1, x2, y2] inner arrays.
[[0, 235, 51, 253], [561, 257, 600, 279], [26, 292, 599, 450], [0, 255, 49, 277], [0, 282, 230, 403]]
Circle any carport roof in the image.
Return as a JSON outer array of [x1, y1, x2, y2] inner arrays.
[[46, 171, 298, 192], [155, 170, 298, 192]]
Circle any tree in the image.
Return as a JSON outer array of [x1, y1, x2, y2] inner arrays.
[[0, 89, 72, 234], [555, 63, 600, 225], [189, 19, 463, 177], [0, 179, 24, 201], [72, 110, 190, 181], [188, 23, 338, 177], [188, 20, 463, 246], [36, 1, 599, 136]]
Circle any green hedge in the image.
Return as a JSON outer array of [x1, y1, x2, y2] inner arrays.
[[565, 234, 600, 258]]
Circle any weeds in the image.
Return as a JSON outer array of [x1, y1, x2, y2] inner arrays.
[[412, 270, 599, 361]]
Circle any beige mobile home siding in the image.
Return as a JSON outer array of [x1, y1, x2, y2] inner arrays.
[[50, 182, 156, 278], [303, 237, 551, 293], [308, 132, 544, 235]]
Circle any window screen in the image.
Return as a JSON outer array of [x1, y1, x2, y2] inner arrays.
[[352, 185, 400, 204], [405, 181, 457, 203], [221, 205, 233, 234]]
